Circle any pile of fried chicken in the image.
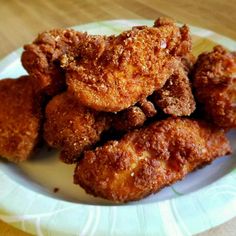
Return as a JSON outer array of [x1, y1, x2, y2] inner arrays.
[[0, 18, 235, 202]]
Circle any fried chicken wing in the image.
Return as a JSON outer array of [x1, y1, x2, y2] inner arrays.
[[64, 18, 191, 112], [74, 118, 231, 202], [0, 76, 42, 162], [154, 64, 196, 116], [193, 45, 236, 128], [44, 92, 111, 164], [21, 29, 89, 96]]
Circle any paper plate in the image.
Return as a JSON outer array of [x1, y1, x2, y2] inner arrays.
[[0, 20, 235, 236]]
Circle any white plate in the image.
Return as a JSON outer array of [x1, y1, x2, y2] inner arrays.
[[0, 20, 236, 236]]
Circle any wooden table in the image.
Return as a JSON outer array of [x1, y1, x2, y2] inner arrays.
[[0, 0, 235, 235]]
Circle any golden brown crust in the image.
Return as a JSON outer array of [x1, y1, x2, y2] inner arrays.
[[138, 98, 157, 117], [65, 18, 191, 112], [193, 45, 236, 128], [181, 53, 196, 74], [44, 94, 158, 163], [74, 118, 231, 202], [43, 92, 111, 163], [0, 76, 42, 162], [112, 106, 147, 132], [155, 64, 196, 116], [44, 95, 156, 163], [21, 29, 88, 96], [112, 98, 157, 131]]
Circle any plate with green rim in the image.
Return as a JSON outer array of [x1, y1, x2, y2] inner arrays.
[[0, 20, 235, 236]]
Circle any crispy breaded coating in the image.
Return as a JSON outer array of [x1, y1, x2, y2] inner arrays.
[[112, 98, 157, 131], [112, 106, 147, 132], [44, 94, 157, 163], [193, 45, 236, 128], [181, 53, 196, 74], [44, 96, 156, 162], [65, 18, 191, 112], [44, 92, 111, 164], [138, 98, 157, 117], [21, 29, 88, 96], [74, 118, 231, 202], [154, 64, 196, 116], [0, 76, 42, 162]]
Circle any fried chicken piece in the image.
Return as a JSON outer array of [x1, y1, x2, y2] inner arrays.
[[0, 76, 42, 162], [154, 64, 196, 116], [44, 92, 158, 163], [74, 118, 231, 202], [21, 29, 89, 96], [65, 18, 191, 112], [44, 94, 156, 163], [114, 55, 195, 125], [193, 45, 236, 128], [44, 92, 111, 164]]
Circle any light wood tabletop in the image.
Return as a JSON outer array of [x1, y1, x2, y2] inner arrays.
[[0, 0, 235, 235]]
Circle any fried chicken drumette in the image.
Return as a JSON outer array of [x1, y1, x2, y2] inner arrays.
[[74, 118, 231, 202], [64, 18, 191, 112], [0, 76, 42, 162], [44, 92, 111, 164], [193, 45, 236, 128]]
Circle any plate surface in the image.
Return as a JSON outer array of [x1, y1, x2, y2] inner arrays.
[[0, 20, 236, 236]]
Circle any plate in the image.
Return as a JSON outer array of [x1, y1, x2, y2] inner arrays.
[[0, 20, 236, 236]]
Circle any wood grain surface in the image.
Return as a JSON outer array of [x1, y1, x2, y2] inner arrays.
[[0, 0, 235, 235]]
